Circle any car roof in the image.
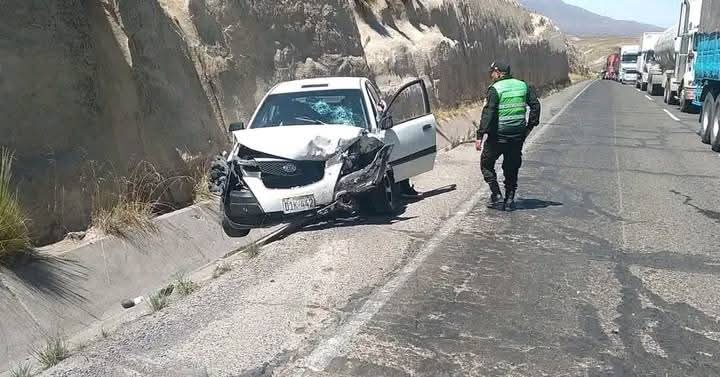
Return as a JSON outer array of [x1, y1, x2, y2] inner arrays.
[[269, 77, 366, 95]]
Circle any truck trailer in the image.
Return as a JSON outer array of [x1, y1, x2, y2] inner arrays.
[[619, 45, 640, 84], [637, 32, 664, 92], [695, 0, 720, 150], [649, 0, 703, 112], [604, 53, 620, 81]]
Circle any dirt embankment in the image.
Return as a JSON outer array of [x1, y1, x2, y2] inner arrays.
[[571, 36, 640, 72], [0, 0, 570, 244], [358, 0, 571, 105]]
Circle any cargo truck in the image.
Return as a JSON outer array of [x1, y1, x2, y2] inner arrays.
[[648, 0, 702, 112], [695, 0, 720, 150], [619, 45, 640, 84], [637, 32, 664, 92]]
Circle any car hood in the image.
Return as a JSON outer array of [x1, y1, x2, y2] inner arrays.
[[233, 125, 366, 161]]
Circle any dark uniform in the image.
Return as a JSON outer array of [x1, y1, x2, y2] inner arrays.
[[477, 66, 541, 210]]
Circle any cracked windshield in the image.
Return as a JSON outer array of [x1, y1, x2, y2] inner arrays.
[[4, 0, 720, 376], [250, 89, 369, 129]]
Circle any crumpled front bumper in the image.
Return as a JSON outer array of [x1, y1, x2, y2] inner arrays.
[[223, 145, 394, 229]]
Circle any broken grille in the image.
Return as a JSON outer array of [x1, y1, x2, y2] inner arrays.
[[257, 160, 325, 189]]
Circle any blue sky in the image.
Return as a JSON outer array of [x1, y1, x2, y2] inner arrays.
[[564, 0, 680, 28]]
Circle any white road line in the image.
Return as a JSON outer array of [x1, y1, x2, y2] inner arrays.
[[293, 80, 597, 374], [663, 109, 680, 121], [636, 88, 642, 92], [645, 95, 654, 101]]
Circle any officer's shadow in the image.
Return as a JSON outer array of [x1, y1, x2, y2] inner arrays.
[[512, 198, 563, 211]]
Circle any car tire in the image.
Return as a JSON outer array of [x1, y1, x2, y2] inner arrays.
[[369, 172, 401, 215], [222, 216, 251, 238], [701, 93, 715, 144], [641, 82, 648, 92], [711, 95, 720, 152]]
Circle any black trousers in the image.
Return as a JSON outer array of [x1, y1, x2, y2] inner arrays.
[[480, 140, 523, 192]]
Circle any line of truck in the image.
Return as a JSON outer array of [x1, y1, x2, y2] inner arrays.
[[603, 0, 720, 151]]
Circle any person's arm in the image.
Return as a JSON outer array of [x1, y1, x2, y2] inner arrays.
[[526, 86, 541, 132], [476, 87, 499, 142]]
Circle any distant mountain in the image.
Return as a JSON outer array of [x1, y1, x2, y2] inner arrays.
[[518, 0, 664, 37]]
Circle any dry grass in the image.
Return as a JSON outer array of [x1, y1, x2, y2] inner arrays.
[[86, 161, 169, 238], [176, 150, 216, 204], [33, 334, 69, 370], [190, 162, 214, 204], [0, 148, 31, 262], [434, 100, 483, 122], [84, 152, 217, 238], [10, 362, 33, 377], [146, 291, 169, 313], [173, 272, 198, 296]]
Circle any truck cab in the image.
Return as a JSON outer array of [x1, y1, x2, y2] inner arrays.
[[637, 32, 663, 92], [619, 45, 640, 84], [670, 0, 702, 112]]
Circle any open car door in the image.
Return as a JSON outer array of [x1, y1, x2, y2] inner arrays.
[[380, 79, 438, 182]]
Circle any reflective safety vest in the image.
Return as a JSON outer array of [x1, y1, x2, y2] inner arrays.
[[492, 78, 529, 137]]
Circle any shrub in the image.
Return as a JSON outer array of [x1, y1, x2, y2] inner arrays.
[[0, 148, 31, 262], [34, 335, 69, 369]]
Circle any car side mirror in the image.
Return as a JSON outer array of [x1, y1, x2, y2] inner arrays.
[[228, 122, 244, 132], [379, 114, 394, 130]]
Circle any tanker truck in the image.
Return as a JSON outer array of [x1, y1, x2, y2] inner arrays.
[[648, 0, 702, 113], [637, 32, 664, 91], [695, 0, 720, 150]]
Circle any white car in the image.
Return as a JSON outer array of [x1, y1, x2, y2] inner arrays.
[[216, 77, 438, 237]]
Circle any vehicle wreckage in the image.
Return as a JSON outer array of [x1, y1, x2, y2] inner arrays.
[[210, 77, 439, 237]]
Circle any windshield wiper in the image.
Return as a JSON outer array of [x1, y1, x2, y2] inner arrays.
[[294, 116, 327, 125]]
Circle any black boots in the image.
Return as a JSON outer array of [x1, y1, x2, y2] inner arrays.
[[503, 190, 516, 212], [487, 183, 503, 209], [487, 184, 518, 212]]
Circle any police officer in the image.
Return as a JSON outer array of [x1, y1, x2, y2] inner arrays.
[[475, 62, 541, 211]]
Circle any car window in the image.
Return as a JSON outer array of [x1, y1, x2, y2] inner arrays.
[[387, 83, 429, 124], [621, 54, 638, 63], [250, 89, 369, 129]]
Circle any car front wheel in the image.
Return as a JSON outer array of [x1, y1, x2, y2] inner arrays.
[[366, 172, 401, 215]]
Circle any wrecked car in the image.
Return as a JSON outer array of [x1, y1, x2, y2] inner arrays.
[[211, 77, 438, 237]]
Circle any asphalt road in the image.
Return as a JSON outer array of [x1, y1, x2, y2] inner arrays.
[[284, 80, 720, 376], [41, 80, 720, 376]]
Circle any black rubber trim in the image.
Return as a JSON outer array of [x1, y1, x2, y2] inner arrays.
[[390, 145, 437, 166]]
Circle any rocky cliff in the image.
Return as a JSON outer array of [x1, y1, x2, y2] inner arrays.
[[0, 0, 570, 243]]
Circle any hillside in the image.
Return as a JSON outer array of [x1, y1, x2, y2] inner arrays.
[[571, 36, 639, 72], [519, 0, 663, 37]]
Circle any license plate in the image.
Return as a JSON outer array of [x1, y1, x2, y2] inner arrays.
[[282, 195, 316, 214]]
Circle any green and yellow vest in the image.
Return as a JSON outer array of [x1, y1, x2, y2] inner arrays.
[[492, 78, 529, 138]]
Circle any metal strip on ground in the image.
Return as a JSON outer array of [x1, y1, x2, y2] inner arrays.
[[293, 80, 597, 374]]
